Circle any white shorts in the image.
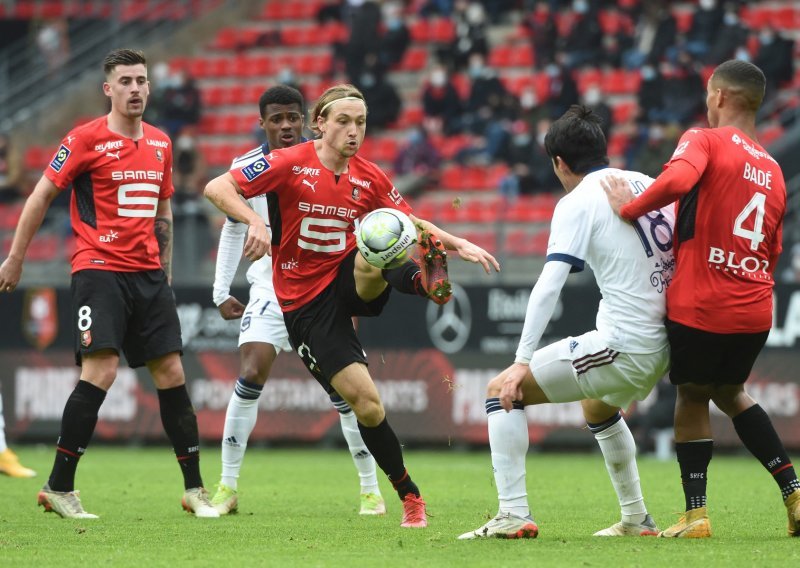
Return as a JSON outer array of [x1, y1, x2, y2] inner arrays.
[[238, 286, 292, 353], [531, 330, 669, 410]]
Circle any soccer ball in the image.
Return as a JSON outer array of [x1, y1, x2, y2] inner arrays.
[[355, 208, 417, 269]]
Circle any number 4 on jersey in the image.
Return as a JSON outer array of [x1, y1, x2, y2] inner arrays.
[[733, 192, 766, 251]]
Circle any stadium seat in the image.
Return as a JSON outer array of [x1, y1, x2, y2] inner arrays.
[[612, 100, 638, 124], [396, 47, 428, 71], [0, 202, 24, 230]]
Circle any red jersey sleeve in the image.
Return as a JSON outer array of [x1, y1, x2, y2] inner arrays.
[[43, 129, 91, 190], [371, 167, 412, 216], [230, 149, 286, 199], [620, 129, 708, 220], [160, 143, 175, 200]]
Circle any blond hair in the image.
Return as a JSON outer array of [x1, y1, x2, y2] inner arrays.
[[309, 84, 367, 136]]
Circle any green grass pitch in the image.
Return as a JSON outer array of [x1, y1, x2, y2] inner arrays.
[[2, 446, 799, 567]]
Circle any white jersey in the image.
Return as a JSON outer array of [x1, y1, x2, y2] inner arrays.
[[212, 144, 275, 306], [547, 168, 675, 354]]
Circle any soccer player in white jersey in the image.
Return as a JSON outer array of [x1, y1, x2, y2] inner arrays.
[[459, 105, 676, 540], [209, 86, 385, 516]]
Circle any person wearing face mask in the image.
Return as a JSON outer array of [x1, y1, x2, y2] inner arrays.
[[562, 0, 603, 69], [582, 85, 612, 141], [422, 65, 464, 136], [379, 1, 410, 68], [685, 0, 723, 61], [753, 27, 794, 101], [706, 2, 748, 65], [355, 52, 401, 130]]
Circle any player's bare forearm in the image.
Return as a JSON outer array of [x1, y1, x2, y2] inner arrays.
[[0, 176, 59, 291], [409, 214, 500, 273], [154, 215, 173, 282], [204, 173, 261, 226]]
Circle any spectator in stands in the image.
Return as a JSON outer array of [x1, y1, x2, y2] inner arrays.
[[518, 87, 550, 134], [581, 84, 613, 141], [393, 126, 442, 196], [0, 133, 24, 204], [422, 64, 464, 136], [523, 1, 558, 71], [753, 27, 795, 102], [637, 63, 666, 123], [356, 53, 402, 130], [463, 53, 511, 132], [499, 118, 559, 199], [343, 0, 382, 81], [380, 1, 410, 68], [629, 123, 680, 178], [159, 70, 202, 140], [683, 0, 724, 62], [706, 2, 748, 65], [657, 52, 704, 126], [317, 0, 345, 24], [622, 1, 677, 69], [419, 0, 455, 19], [36, 18, 69, 82], [443, 0, 490, 71], [560, 0, 604, 69], [172, 128, 207, 207], [544, 60, 579, 120]]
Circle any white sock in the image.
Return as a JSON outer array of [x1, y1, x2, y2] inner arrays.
[[592, 417, 647, 524], [0, 393, 7, 452], [488, 405, 531, 518], [338, 410, 380, 495], [220, 390, 260, 490]]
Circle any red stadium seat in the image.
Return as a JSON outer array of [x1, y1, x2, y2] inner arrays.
[[612, 100, 638, 124], [396, 47, 428, 71]]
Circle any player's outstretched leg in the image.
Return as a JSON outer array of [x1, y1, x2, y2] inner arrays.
[[330, 393, 385, 515], [381, 231, 451, 306], [458, 398, 538, 540], [212, 377, 263, 515]]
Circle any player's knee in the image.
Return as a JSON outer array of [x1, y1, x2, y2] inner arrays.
[[486, 374, 505, 397], [350, 396, 385, 426], [239, 364, 269, 385]]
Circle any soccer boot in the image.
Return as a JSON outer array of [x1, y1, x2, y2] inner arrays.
[[359, 492, 386, 515], [593, 514, 659, 536], [414, 230, 451, 305], [458, 512, 539, 540], [210, 483, 238, 515], [785, 489, 800, 537], [182, 487, 220, 518], [400, 493, 427, 528], [37, 483, 99, 519], [0, 448, 36, 478], [658, 507, 711, 538]]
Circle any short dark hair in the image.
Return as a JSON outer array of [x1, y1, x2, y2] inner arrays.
[[711, 59, 766, 112], [545, 105, 609, 174], [103, 48, 146, 77], [258, 85, 304, 118]]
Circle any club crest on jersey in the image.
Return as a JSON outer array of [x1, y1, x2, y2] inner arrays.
[[155, 149, 163, 162], [80, 330, 92, 347], [49, 145, 71, 172], [351, 186, 361, 200], [242, 157, 270, 181]]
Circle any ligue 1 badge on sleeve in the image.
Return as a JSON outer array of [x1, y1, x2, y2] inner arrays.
[[22, 288, 58, 350]]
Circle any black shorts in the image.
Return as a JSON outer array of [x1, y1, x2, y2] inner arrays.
[[71, 269, 183, 368], [665, 319, 769, 386], [283, 250, 391, 393]]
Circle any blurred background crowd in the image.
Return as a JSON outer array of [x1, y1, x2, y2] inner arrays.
[[0, 0, 798, 286]]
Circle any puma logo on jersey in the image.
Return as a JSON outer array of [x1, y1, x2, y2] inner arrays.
[[106, 151, 121, 160], [302, 179, 318, 192]]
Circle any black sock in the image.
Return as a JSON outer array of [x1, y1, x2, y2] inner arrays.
[[48, 380, 106, 492], [382, 260, 422, 296], [158, 385, 203, 490], [676, 440, 713, 511], [357, 417, 419, 499], [733, 404, 800, 500]]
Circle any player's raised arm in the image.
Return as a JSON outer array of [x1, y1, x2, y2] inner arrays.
[[204, 172, 269, 261], [408, 213, 500, 274], [0, 175, 60, 292]]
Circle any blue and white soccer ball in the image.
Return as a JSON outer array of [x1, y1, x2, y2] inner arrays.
[[355, 208, 417, 269]]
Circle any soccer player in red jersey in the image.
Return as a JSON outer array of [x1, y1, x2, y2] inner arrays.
[[205, 84, 499, 528], [604, 59, 800, 537], [0, 49, 218, 519]]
